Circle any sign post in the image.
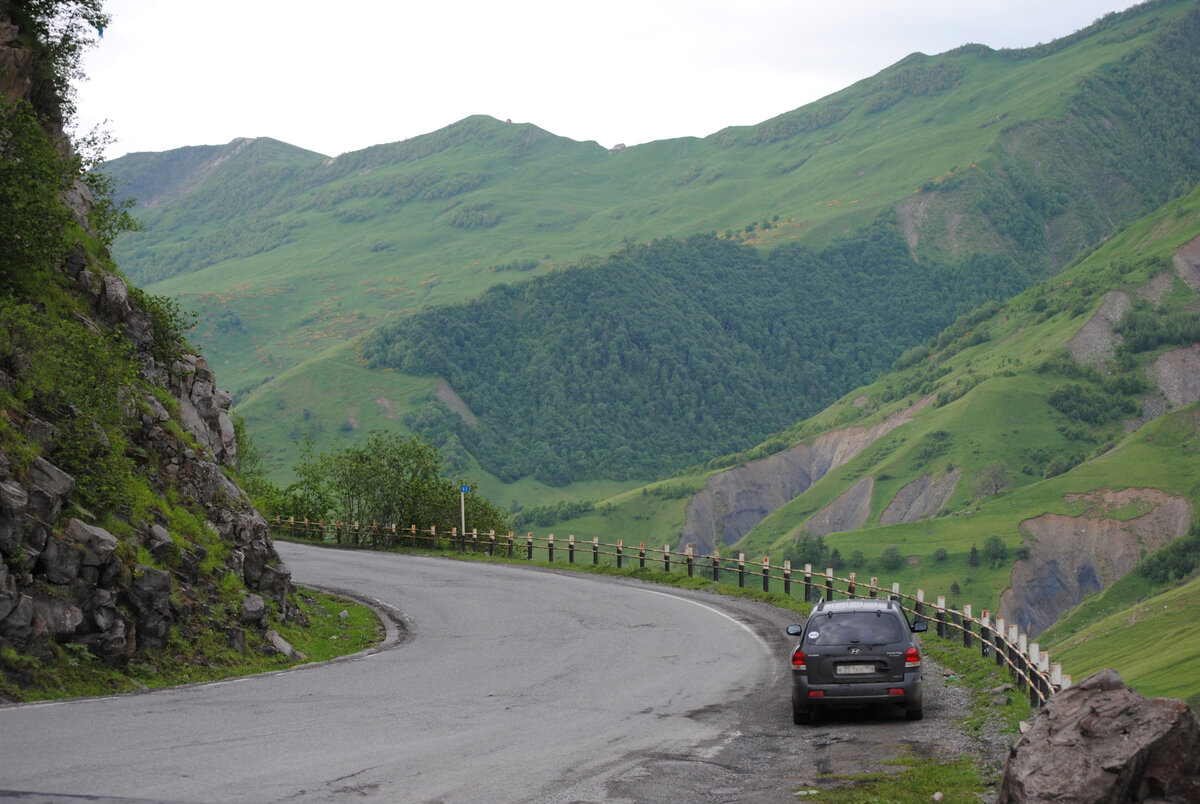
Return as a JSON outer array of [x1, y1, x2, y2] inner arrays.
[[460, 485, 469, 537]]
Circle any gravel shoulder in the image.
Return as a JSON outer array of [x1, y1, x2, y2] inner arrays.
[[560, 580, 1018, 803]]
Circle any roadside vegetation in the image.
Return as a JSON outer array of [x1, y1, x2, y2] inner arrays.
[[0, 588, 382, 702]]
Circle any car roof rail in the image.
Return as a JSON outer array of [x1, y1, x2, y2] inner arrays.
[[812, 595, 825, 611]]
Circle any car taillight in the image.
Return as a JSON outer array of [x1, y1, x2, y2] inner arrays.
[[905, 646, 920, 668], [791, 648, 806, 670]]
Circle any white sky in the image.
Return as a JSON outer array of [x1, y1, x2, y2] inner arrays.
[[74, 0, 1143, 160]]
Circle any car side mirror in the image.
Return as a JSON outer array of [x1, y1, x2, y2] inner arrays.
[[786, 624, 804, 636], [912, 621, 928, 632]]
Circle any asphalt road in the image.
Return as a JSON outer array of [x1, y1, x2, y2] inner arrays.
[[0, 543, 808, 803]]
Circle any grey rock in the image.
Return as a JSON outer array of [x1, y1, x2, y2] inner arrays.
[[257, 563, 292, 609], [998, 669, 1200, 803], [0, 561, 18, 622], [0, 593, 34, 651], [33, 592, 84, 637], [0, 479, 28, 554], [66, 519, 119, 566], [240, 593, 266, 624], [38, 535, 83, 585], [263, 629, 305, 661], [78, 616, 132, 666], [27, 457, 75, 524], [127, 566, 172, 651]]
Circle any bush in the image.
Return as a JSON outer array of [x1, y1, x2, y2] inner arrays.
[[881, 545, 904, 571]]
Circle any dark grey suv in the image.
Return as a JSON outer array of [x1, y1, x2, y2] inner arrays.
[[786, 597, 927, 724]]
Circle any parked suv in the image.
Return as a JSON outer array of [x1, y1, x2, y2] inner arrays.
[[786, 597, 927, 724]]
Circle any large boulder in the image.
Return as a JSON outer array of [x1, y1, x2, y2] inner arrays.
[[998, 669, 1200, 803]]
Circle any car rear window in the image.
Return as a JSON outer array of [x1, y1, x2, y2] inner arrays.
[[804, 611, 904, 646]]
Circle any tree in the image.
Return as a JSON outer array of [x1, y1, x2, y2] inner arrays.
[[968, 544, 980, 567], [850, 549, 865, 568], [975, 463, 1011, 497], [933, 547, 948, 562], [982, 535, 1009, 568], [881, 545, 904, 571], [7, 0, 110, 124]]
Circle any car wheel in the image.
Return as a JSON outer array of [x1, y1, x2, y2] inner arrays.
[[905, 706, 923, 721], [792, 706, 812, 725]]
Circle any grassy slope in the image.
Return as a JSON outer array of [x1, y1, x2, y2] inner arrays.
[[1042, 574, 1200, 709], [531, 180, 1200, 701], [104, 2, 1195, 486]]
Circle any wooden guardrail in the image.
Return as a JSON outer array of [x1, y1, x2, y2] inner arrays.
[[270, 516, 1069, 706]]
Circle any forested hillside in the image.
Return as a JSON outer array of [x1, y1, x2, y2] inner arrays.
[[105, 0, 1200, 495], [362, 222, 1031, 484]]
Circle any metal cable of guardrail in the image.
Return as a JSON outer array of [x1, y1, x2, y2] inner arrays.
[[269, 515, 1068, 705]]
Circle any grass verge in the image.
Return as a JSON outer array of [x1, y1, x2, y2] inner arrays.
[[0, 587, 383, 703]]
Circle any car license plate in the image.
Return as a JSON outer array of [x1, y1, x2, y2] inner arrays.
[[836, 663, 876, 675]]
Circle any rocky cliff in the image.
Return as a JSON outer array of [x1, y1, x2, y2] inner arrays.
[[0, 4, 290, 684], [678, 396, 933, 554]]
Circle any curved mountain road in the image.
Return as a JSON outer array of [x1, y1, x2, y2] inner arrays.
[[0, 543, 990, 802]]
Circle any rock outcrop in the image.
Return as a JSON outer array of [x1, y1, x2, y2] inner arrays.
[[997, 488, 1191, 637], [806, 477, 874, 539], [0, 6, 290, 676], [998, 669, 1200, 803], [879, 468, 960, 525], [679, 396, 933, 554]]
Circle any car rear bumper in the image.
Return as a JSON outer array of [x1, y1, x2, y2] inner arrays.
[[791, 673, 922, 712]]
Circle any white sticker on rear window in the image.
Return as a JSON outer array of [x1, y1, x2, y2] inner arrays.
[[809, 631, 819, 639]]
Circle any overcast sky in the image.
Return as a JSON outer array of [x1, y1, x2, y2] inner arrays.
[[73, 0, 1143, 160]]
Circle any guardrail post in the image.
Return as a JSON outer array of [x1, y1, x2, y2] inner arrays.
[[783, 561, 792, 596], [567, 534, 573, 564], [593, 536, 599, 565], [450, 526, 458, 552], [980, 611, 991, 658], [804, 564, 813, 602], [1051, 662, 1063, 692], [936, 595, 947, 638], [712, 552, 721, 583], [288, 516, 295, 540], [488, 530, 495, 555], [335, 521, 343, 545], [994, 618, 1007, 668], [548, 534, 555, 563], [846, 572, 856, 598], [429, 525, 437, 550], [762, 556, 770, 592], [1028, 642, 1041, 706], [686, 546, 694, 577], [639, 542, 646, 569], [825, 567, 834, 601], [663, 545, 671, 573], [1038, 652, 1052, 704], [527, 533, 534, 560], [869, 577, 878, 599], [915, 589, 925, 620], [617, 539, 624, 569], [472, 528, 479, 552], [1009, 625, 1022, 686], [738, 554, 745, 588], [962, 604, 973, 648]]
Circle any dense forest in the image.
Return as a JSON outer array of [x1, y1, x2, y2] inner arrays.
[[362, 220, 1036, 484]]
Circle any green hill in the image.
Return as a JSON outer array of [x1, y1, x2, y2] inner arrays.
[[106, 0, 1200, 489], [530, 178, 1200, 702]]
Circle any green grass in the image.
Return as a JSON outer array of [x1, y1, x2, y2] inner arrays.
[[0, 587, 382, 703], [796, 756, 988, 804], [1043, 573, 1200, 709]]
